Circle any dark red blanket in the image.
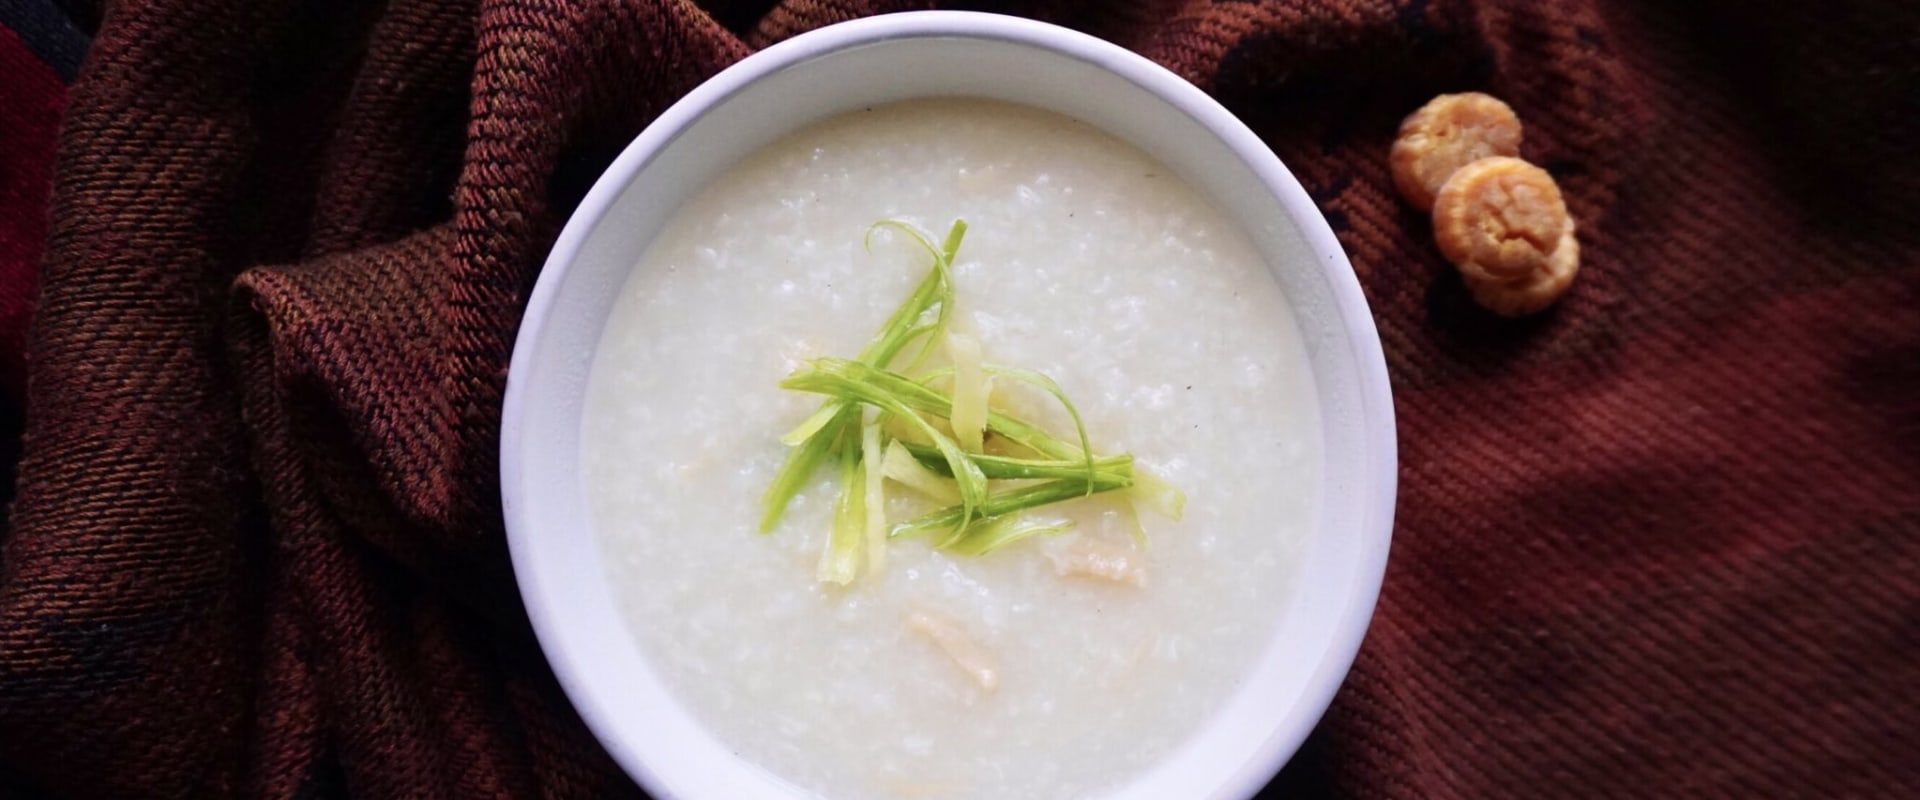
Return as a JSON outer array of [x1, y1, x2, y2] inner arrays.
[[1, 1, 1915, 797]]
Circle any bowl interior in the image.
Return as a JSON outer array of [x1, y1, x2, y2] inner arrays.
[[503, 12, 1395, 800]]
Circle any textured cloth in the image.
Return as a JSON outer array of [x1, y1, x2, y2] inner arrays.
[[2, 0, 1917, 798], [0, 1, 83, 659], [0, 0, 84, 398]]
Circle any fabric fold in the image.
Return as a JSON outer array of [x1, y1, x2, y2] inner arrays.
[[1, 0, 1914, 797]]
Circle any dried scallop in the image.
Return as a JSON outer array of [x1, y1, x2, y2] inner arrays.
[[1390, 92, 1524, 211]]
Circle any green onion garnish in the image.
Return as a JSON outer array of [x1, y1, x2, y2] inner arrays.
[[761, 220, 964, 531], [940, 517, 1077, 557], [891, 474, 1134, 540], [763, 219, 1180, 584], [882, 441, 963, 503], [817, 432, 865, 585]]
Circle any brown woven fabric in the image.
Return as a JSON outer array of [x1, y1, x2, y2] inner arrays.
[[2, 0, 1915, 797]]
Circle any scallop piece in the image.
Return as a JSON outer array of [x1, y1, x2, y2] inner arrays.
[[907, 610, 1000, 692], [1432, 156, 1572, 282], [1390, 92, 1524, 211], [1044, 534, 1148, 587], [1462, 230, 1580, 317], [1431, 156, 1581, 314]]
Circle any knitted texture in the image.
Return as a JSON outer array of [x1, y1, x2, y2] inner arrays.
[[2, 0, 1916, 798], [0, 0, 84, 397]]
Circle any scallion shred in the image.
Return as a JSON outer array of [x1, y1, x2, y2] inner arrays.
[[764, 218, 1182, 585]]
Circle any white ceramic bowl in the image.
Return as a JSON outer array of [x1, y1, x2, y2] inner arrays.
[[502, 11, 1396, 800]]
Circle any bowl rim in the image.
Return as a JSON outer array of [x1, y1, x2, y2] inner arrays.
[[503, 10, 1397, 799]]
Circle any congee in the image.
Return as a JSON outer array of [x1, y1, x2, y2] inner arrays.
[[583, 99, 1320, 800]]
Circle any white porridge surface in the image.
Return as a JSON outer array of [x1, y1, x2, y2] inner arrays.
[[583, 99, 1320, 800]]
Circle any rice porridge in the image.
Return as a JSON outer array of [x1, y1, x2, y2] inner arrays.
[[583, 99, 1321, 799]]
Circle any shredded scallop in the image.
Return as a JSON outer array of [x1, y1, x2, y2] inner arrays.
[[907, 610, 1000, 692], [1044, 534, 1148, 587]]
